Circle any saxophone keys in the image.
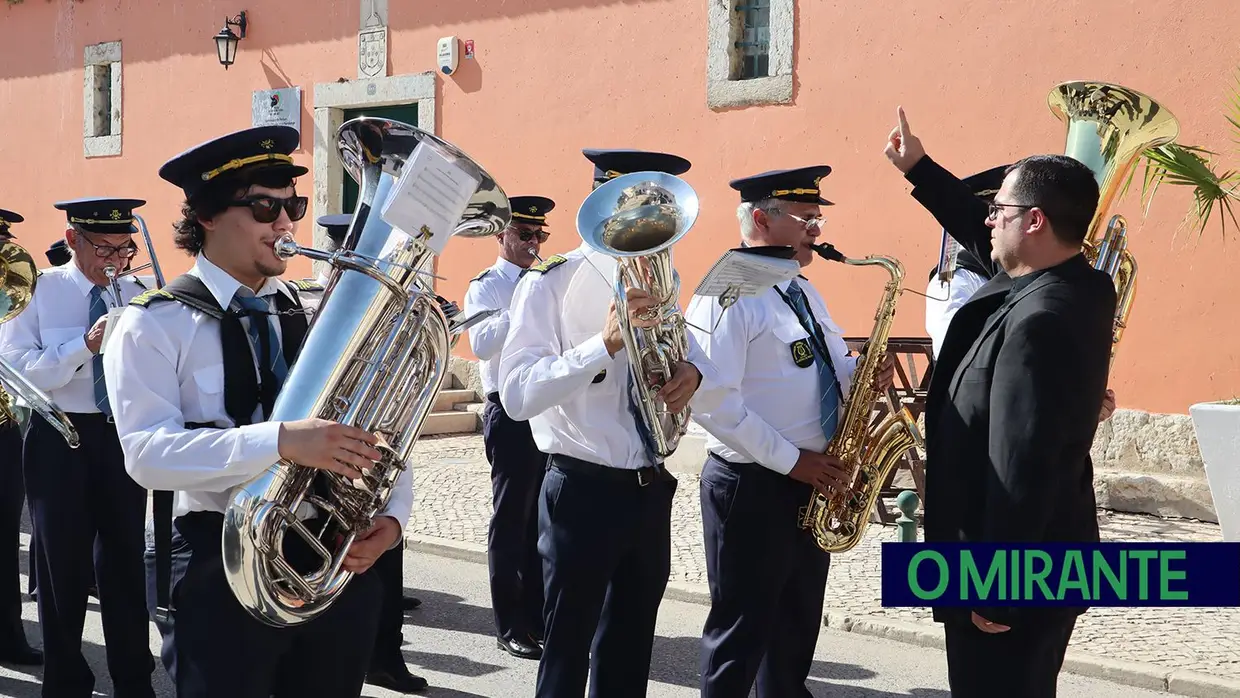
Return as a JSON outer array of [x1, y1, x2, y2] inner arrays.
[[846, 492, 867, 513]]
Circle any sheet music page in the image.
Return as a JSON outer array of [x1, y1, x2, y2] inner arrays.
[[99, 308, 126, 354], [694, 250, 802, 298], [380, 143, 481, 256]]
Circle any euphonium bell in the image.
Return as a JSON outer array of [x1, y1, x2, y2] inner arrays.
[[1048, 80, 1180, 363], [576, 171, 699, 458]]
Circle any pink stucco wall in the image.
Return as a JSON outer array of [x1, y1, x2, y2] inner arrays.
[[1, 0, 1236, 414]]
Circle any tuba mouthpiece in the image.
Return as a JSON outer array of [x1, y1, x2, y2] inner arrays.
[[273, 235, 300, 260]]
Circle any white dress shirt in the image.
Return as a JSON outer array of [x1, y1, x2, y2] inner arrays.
[[464, 257, 525, 397], [102, 254, 415, 527], [685, 278, 859, 475], [924, 267, 988, 358], [498, 243, 727, 470], [0, 261, 145, 413]]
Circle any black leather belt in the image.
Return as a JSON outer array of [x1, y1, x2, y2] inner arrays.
[[708, 452, 781, 478], [64, 411, 116, 425], [550, 453, 670, 487]]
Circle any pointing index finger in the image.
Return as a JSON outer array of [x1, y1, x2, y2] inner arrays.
[[897, 106, 910, 137]]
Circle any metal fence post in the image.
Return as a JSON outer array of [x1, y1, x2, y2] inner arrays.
[[896, 490, 920, 543]]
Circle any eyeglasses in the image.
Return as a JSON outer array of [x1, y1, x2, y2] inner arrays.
[[76, 233, 138, 259], [517, 230, 550, 243], [780, 212, 826, 231], [987, 202, 1037, 220], [229, 195, 308, 224]]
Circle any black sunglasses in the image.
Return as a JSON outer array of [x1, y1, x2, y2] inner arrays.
[[517, 230, 550, 243], [230, 195, 309, 224]]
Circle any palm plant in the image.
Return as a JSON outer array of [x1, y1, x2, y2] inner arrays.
[[1126, 73, 1240, 239]]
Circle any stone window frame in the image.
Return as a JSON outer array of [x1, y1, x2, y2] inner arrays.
[[83, 41, 122, 158], [310, 71, 437, 276], [706, 0, 794, 109]]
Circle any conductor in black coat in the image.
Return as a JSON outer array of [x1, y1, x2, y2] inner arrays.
[[884, 108, 1117, 697]]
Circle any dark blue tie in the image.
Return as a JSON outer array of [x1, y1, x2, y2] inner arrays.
[[785, 279, 840, 442], [233, 291, 288, 393], [88, 285, 111, 416], [626, 368, 662, 467]]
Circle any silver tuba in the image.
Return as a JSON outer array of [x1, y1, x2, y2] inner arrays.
[[222, 117, 508, 627], [576, 171, 698, 458]]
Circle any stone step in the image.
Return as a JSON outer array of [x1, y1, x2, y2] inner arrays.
[[421, 410, 480, 436], [433, 388, 477, 413]]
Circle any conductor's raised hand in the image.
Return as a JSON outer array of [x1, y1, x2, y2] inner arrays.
[[883, 106, 927, 174], [277, 418, 384, 480]]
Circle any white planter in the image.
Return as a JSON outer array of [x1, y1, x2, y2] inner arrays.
[[1189, 402, 1240, 542]]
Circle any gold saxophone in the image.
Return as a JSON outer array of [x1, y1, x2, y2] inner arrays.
[[798, 243, 923, 554]]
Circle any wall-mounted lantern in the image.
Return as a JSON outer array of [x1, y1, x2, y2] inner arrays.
[[214, 12, 248, 69]]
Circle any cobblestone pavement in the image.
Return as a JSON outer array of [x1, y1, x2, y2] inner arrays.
[[407, 434, 1240, 680]]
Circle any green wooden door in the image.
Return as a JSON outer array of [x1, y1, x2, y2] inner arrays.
[[340, 103, 419, 213]]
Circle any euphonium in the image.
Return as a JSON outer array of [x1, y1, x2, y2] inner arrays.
[[1048, 81, 1179, 365], [576, 171, 699, 458], [222, 117, 509, 627], [0, 240, 80, 447], [798, 243, 922, 554]]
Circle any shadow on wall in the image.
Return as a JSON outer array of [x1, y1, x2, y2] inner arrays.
[[0, 0, 644, 81]]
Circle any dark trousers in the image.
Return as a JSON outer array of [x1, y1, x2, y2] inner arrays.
[[536, 455, 677, 698], [699, 455, 832, 698], [0, 424, 27, 641], [24, 414, 154, 698], [484, 394, 547, 642], [371, 543, 405, 665], [944, 616, 1077, 698], [165, 511, 383, 698]]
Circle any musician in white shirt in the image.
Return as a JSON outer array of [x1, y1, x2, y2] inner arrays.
[[465, 195, 554, 661], [685, 166, 894, 698], [0, 209, 42, 667], [497, 148, 724, 698], [0, 197, 156, 696], [104, 125, 409, 698]]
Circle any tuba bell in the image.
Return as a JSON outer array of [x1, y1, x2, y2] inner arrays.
[[575, 170, 699, 458], [1048, 80, 1180, 365], [0, 241, 80, 447], [222, 117, 508, 627]]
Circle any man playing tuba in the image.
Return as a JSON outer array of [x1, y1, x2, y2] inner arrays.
[[104, 125, 412, 697]]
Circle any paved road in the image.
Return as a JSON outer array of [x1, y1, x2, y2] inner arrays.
[[0, 548, 1185, 697], [405, 435, 1240, 680]]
